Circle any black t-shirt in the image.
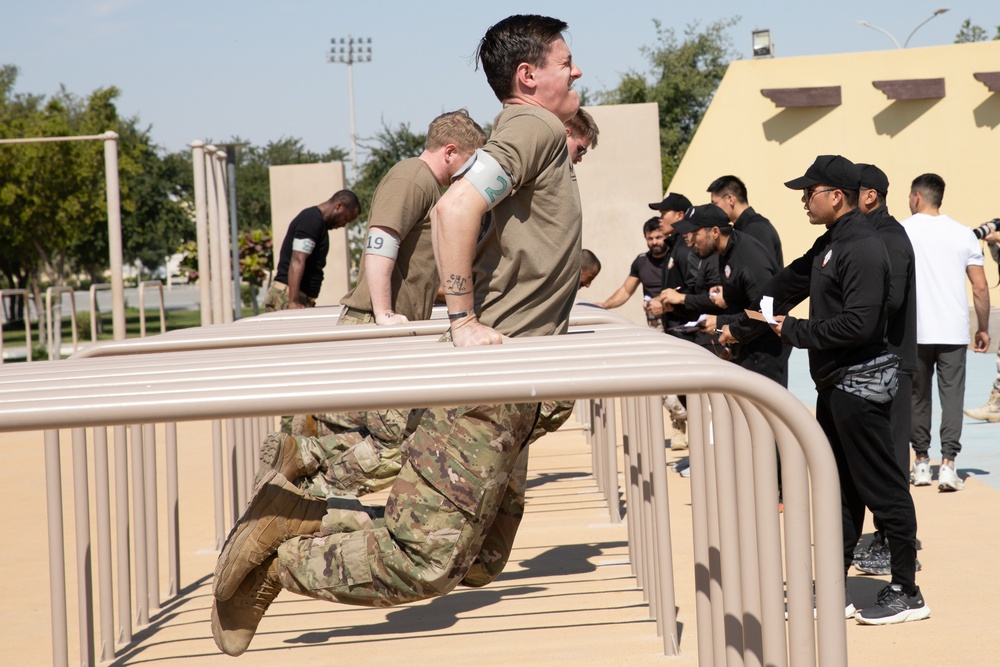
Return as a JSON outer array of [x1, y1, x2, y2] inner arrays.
[[629, 251, 667, 298], [274, 206, 330, 298]]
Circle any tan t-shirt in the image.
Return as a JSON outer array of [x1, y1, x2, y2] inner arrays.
[[340, 158, 441, 320], [473, 105, 582, 338]]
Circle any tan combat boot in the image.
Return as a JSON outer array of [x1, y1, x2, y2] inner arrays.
[[254, 432, 314, 489], [964, 389, 1000, 423], [211, 554, 282, 656], [214, 470, 326, 601]]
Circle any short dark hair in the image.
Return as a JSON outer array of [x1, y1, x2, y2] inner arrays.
[[330, 190, 361, 212], [565, 108, 599, 148], [911, 173, 945, 208], [706, 175, 748, 203], [841, 188, 859, 208], [581, 248, 601, 273], [643, 216, 661, 235], [477, 15, 568, 102]]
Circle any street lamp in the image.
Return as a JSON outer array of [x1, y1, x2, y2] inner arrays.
[[327, 35, 372, 184], [855, 8, 950, 49]]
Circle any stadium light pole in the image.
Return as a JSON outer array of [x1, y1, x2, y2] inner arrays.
[[327, 34, 372, 184], [855, 8, 950, 49]]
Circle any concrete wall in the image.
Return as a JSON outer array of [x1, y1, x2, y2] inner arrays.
[[268, 162, 349, 307], [668, 39, 1000, 317], [576, 102, 664, 326]]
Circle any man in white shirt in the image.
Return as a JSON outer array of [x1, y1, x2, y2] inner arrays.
[[901, 173, 991, 491]]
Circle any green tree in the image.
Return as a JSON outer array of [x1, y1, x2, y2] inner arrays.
[[220, 136, 348, 234], [597, 18, 740, 189], [954, 18, 1000, 43]]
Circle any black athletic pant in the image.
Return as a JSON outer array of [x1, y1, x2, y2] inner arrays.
[[816, 385, 918, 592]]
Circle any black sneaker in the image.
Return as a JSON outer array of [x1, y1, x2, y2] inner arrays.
[[852, 532, 884, 562], [854, 543, 923, 576], [854, 584, 930, 625], [854, 540, 891, 575]]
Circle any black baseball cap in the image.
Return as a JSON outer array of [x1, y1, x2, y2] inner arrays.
[[673, 204, 731, 234], [857, 163, 889, 196], [648, 192, 693, 212], [784, 155, 861, 192]]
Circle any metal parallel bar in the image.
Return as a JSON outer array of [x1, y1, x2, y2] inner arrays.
[[701, 395, 728, 666], [45, 286, 79, 360], [647, 394, 679, 656], [88, 284, 112, 343], [214, 420, 227, 549], [735, 397, 787, 667], [603, 399, 621, 525], [0, 287, 34, 364], [142, 423, 160, 613], [137, 281, 166, 338], [243, 419, 254, 506], [687, 395, 714, 666], [708, 395, 745, 666], [166, 422, 179, 598], [620, 398, 640, 584], [588, 401, 603, 499], [92, 426, 116, 663], [71, 428, 96, 667], [637, 396, 655, 612], [112, 424, 131, 645], [7, 311, 848, 665], [726, 396, 763, 667], [234, 419, 247, 513], [771, 417, 817, 667], [224, 419, 237, 527], [44, 429, 68, 667], [129, 424, 149, 627]]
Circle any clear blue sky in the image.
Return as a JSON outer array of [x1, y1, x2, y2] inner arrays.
[[4, 1, 999, 159]]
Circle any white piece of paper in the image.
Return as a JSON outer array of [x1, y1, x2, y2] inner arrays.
[[677, 313, 707, 332], [760, 295, 777, 324]]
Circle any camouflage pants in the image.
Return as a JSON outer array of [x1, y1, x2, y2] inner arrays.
[[276, 402, 540, 607], [262, 283, 315, 312], [292, 409, 424, 498]]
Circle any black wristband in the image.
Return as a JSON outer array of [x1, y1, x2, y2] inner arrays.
[[447, 311, 470, 321]]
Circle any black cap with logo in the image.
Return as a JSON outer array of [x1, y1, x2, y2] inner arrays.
[[784, 155, 861, 192], [648, 192, 693, 212], [673, 203, 731, 234]]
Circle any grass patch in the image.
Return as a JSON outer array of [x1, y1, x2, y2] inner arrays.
[[2, 308, 259, 348]]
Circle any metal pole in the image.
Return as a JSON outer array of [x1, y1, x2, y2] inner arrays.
[[102, 132, 126, 341], [72, 428, 96, 667], [205, 146, 224, 324], [44, 430, 68, 667], [214, 152, 234, 323], [226, 151, 241, 321], [191, 141, 212, 326], [347, 59, 357, 183]]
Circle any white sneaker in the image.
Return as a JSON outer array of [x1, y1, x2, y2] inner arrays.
[[910, 459, 932, 486], [937, 463, 964, 492]]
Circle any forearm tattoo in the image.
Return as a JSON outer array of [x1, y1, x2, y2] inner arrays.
[[445, 273, 472, 296]]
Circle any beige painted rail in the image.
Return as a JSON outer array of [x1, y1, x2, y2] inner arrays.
[[0, 305, 846, 667]]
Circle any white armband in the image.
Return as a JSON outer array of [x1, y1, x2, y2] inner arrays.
[[291, 237, 316, 255], [364, 228, 400, 259], [454, 148, 512, 210]]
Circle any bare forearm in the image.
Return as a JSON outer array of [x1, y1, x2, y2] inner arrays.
[[431, 180, 486, 316], [365, 254, 397, 318]]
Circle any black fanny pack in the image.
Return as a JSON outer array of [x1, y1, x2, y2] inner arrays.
[[833, 353, 899, 404]]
